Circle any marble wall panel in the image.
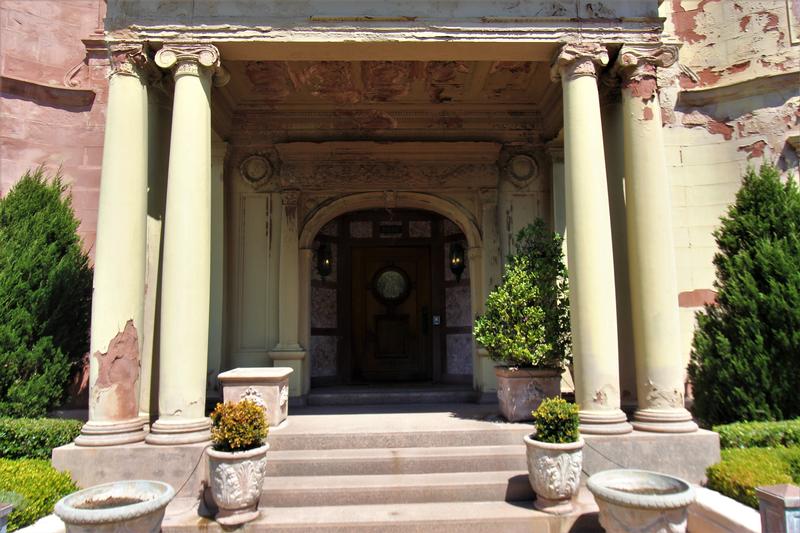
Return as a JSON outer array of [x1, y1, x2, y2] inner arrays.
[[446, 333, 473, 375], [409, 220, 432, 238], [311, 286, 337, 328], [350, 220, 373, 238], [445, 285, 472, 327], [310, 335, 337, 377]]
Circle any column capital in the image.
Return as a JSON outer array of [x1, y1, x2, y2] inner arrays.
[[551, 43, 609, 82], [280, 188, 301, 207], [108, 43, 152, 80], [613, 44, 679, 96], [155, 44, 230, 86]]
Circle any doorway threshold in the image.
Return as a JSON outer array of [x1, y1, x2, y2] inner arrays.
[[307, 384, 479, 407]]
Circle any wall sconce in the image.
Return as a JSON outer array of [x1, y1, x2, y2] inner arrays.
[[317, 242, 333, 280], [449, 242, 466, 282]]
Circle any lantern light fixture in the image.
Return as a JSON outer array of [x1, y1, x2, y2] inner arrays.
[[449, 242, 466, 282], [317, 242, 333, 280]]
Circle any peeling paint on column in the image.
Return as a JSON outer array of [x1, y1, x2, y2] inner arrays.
[[645, 380, 684, 409], [93, 320, 140, 420], [642, 107, 654, 121]]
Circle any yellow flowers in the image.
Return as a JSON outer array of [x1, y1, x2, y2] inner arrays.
[[210, 400, 269, 452]]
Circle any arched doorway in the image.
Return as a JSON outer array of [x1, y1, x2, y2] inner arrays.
[[305, 208, 476, 388]]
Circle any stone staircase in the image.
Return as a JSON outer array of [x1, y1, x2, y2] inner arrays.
[[162, 403, 601, 532]]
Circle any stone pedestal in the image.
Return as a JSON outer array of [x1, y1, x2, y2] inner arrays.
[[218, 368, 293, 429], [757, 484, 800, 533]]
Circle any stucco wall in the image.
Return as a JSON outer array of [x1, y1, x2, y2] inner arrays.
[[0, 0, 107, 257], [660, 0, 800, 371]]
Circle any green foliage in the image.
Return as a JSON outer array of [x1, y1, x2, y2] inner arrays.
[[0, 418, 83, 460], [706, 447, 800, 508], [532, 397, 580, 444], [474, 220, 570, 368], [0, 167, 93, 417], [688, 165, 800, 426], [714, 418, 800, 449], [0, 458, 77, 531], [210, 400, 269, 452]]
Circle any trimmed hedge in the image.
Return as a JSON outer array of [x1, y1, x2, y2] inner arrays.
[[706, 447, 800, 508], [714, 418, 800, 449], [0, 458, 77, 531], [0, 418, 83, 460]]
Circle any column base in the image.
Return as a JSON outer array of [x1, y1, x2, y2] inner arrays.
[[579, 409, 633, 435], [74, 417, 147, 447], [270, 349, 306, 398], [145, 417, 211, 445], [632, 408, 698, 433]]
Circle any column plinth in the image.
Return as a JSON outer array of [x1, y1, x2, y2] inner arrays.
[[77, 44, 151, 447], [146, 44, 228, 445], [615, 44, 697, 433], [552, 43, 631, 435]]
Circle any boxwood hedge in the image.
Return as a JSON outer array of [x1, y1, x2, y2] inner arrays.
[[0, 458, 77, 531], [0, 418, 82, 460], [713, 418, 800, 449], [706, 447, 800, 508]]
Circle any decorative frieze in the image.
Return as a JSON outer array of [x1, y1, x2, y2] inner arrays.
[[551, 43, 609, 82]]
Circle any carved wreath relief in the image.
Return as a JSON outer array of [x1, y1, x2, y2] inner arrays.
[[239, 386, 267, 410]]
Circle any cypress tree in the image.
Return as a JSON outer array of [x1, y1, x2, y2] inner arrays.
[[0, 167, 93, 417], [688, 165, 800, 426]]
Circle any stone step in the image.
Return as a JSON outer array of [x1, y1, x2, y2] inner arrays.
[[307, 387, 479, 406], [163, 499, 599, 533], [269, 426, 530, 451], [266, 444, 528, 476], [261, 470, 533, 507]]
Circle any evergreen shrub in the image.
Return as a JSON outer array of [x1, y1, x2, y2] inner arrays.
[[714, 418, 800, 449], [0, 418, 83, 459], [688, 165, 800, 426], [706, 447, 800, 509], [210, 400, 269, 452], [0, 458, 77, 531], [532, 397, 580, 444], [474, 219, 570, 368], [0, 168, 92, 418]]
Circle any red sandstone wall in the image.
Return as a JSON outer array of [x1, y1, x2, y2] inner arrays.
[[0, 0, 108, 257]]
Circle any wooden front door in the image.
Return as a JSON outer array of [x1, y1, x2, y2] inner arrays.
[[351, 246, 432, 382]]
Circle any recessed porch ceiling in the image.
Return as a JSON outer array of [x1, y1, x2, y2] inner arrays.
[[216, 60, 563, 143]]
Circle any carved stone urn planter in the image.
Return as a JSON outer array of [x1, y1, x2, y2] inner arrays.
[[495, 367, 561, 422], [524, 434, 584, 514], [53, 480, 174, 533], [208, 443, 269, 526], [587, 469, 695, 533]]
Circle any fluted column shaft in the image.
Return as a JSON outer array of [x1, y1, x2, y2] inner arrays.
[[270, 189, 307, 398], [552, 43, 631, 435], [146, 44, 227, 445], [616, 45, 697, 433], [76, 44, 150, 447]]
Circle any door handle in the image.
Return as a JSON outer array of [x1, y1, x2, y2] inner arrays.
[[422, 306, 429, 336]]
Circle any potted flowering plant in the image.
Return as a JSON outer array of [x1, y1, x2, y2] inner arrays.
[[474, 219, 571, 421], [525, 397, 583, 514], [207, 399, 269, 526]]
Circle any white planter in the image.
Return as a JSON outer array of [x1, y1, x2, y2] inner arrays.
[[524, 434, 584, 514], [53, 480, 174, 533], [207, 443, 269, 526], [587, 469, 696, 533]]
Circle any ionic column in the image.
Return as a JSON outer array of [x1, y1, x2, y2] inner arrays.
[[615, 45, 697, 433], [76, 44, 150, 447], [552, 43, 631, 435], [270, 189, 306, 398], [146, 44, 228, 445]]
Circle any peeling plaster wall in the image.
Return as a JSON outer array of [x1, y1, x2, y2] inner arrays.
[[0, 0, 108, 258], [660, 0, 800, 374]]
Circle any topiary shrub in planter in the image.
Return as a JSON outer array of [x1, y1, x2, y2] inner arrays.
[[524, 397, 583, 514], [0, 458, 77, 531], [0, 418, 83, 460], [474, 219, 570, 422], [0, 167, 93, 418], [208, 399, 269, 526], [688, 165, 800, 426]]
